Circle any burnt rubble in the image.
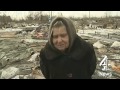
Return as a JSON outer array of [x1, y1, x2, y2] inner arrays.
[[0, 38, 46, 79]]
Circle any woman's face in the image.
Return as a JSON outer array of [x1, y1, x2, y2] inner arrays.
[[52, 26, 69, 52]]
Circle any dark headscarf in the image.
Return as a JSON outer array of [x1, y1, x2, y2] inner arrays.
[[48, 17, 77, 52]]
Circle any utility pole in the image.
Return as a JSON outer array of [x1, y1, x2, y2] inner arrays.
[[50, 11, 52, 21], [105, 11, 107, 18], [89, 11, 90, 19], [116, 12, 118, 17], [40, 11, 42, 23], [49, 11, 52, 23]]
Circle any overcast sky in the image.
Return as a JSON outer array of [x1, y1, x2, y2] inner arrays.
[[0, 11, 120, 20]]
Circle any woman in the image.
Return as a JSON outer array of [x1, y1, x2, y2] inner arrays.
[[39, 17, 97, 79]]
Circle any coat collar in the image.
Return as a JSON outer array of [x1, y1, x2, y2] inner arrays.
[[44, 36, 90, 61]]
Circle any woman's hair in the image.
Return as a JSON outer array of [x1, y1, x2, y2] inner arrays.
[[52, 21, 65, 28]]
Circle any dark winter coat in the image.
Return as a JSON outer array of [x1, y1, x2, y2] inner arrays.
[[40, 36, 97, 79]]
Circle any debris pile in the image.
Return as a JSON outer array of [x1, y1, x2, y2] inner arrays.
[[0, 39, 45, 79]]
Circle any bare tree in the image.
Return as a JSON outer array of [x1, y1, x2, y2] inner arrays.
[[26, 11, 50, 24], [26, 11, 34, 23], [104, 11, 112, 18], [34, 11, 43, 22], [57, 12, 63, 17], [82, 14, 87, 19]]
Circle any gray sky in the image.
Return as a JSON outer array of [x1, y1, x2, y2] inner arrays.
[[0, 11, 120, 20]]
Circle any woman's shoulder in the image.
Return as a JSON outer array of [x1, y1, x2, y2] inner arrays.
[[77, 36, 94, 50]]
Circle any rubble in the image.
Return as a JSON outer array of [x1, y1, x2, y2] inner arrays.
[[0, 38, 46, 79], [111, 41, 120, 48], [78, 29, 120, 79], [0, 28, 120, 79], [93, 41, 106, 49], [1, 67, 19, 79]]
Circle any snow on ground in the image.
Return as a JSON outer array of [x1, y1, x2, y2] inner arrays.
[[0, 28, 23, 32], [78, 29, 120, 34]]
